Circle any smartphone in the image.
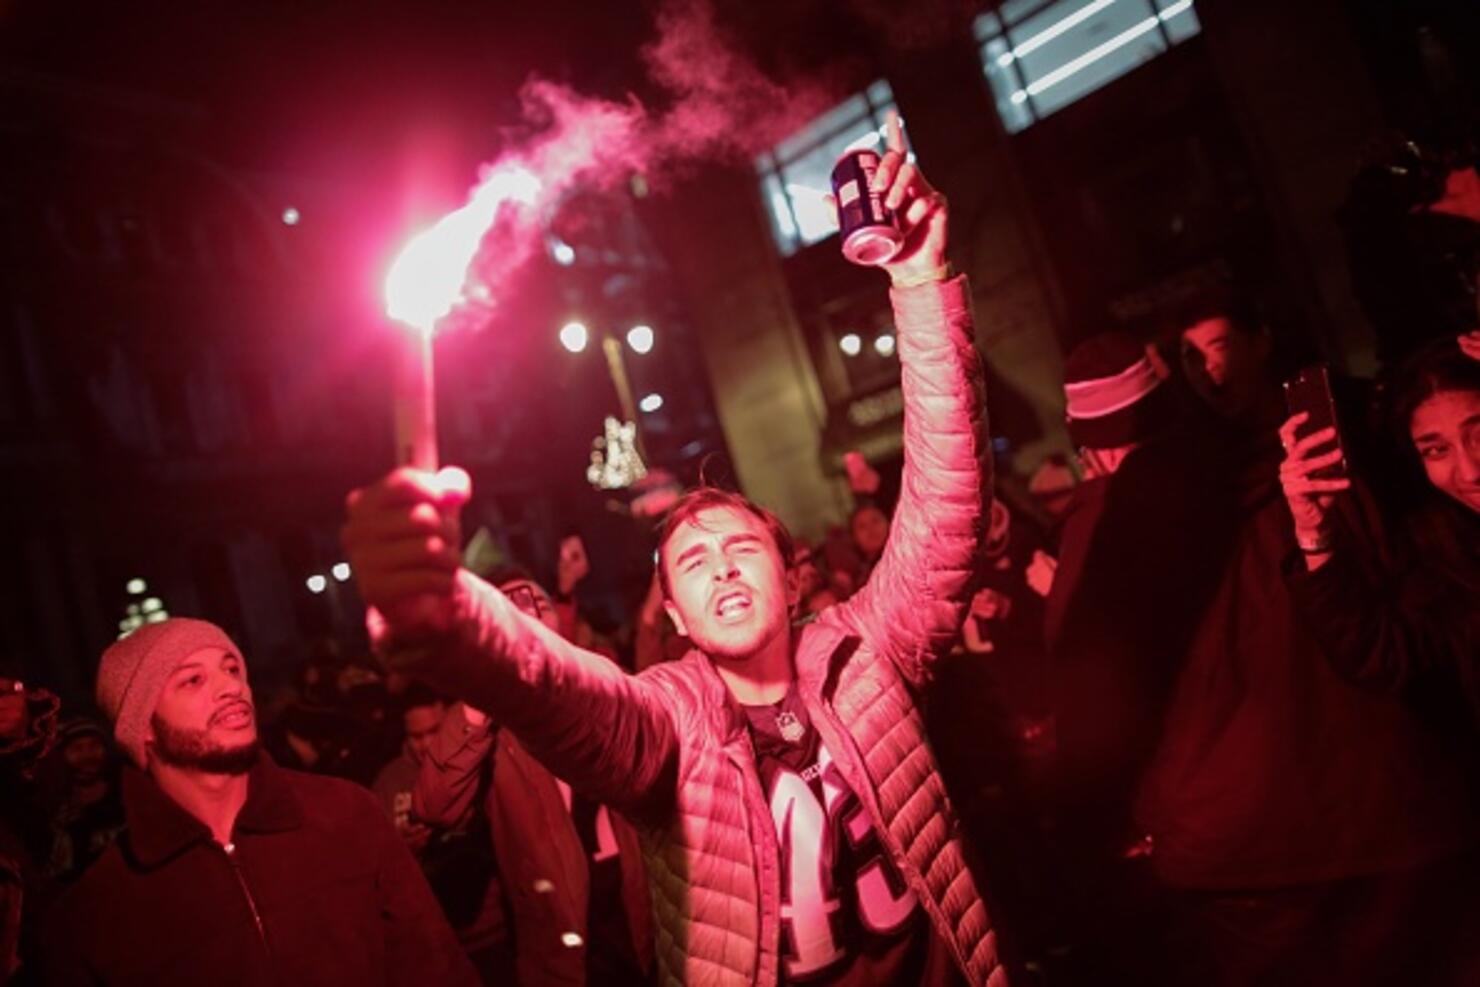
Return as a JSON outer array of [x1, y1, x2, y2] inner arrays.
[[1282, 364, 1347, 480]]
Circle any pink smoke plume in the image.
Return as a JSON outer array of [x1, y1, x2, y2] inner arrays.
[[401, 0, 839, 331], [642, 0, 835, 160]]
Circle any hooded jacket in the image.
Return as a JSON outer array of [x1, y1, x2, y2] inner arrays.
[[384, 276, 1005, 986], [43, 753, 476, 987]]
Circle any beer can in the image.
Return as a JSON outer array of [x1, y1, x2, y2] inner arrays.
[[831, 148, 902, 266]]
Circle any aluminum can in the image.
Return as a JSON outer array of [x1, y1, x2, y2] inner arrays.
[[831, 147, 902, 266]]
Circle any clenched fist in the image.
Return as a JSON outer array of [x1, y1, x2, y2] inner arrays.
[[342, 466, 472, 636]]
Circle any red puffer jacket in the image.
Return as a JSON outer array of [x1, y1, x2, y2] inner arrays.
[[390, 276, 1005, 986]]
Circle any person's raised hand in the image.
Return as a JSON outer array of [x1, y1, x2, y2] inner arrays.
[[342, 466, 471, 637], [872, 112, 949, 287], [1277, 413, 1350, 541]]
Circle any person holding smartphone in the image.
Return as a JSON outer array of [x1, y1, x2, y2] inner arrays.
[[1132, 298, 1477, 987], [1281, 334, 1480, 729]]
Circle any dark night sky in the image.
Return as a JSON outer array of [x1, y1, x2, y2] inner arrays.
[[1, 0, 658, 182]]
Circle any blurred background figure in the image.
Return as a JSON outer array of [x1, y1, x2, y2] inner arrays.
[[42, 717, 123, 886], [1, 665, 60, 987], [1035, 330, 1231, 984], [372, 685, 449, 853], [415, 567, 652, 987]]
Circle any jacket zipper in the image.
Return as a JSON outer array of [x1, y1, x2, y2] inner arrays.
[[725, 737, 781, 987], [221, 841, 272, 962]]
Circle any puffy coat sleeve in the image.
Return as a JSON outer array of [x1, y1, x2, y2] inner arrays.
[[384, 572, 680, 825], [838, 275, 991, 687]]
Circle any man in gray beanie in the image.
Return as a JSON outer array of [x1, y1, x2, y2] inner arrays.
[[43, 617, 478, 987]]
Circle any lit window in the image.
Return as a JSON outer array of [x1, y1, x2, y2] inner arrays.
[[754, 80, 898, 256], [977, 0, 1201, 133]]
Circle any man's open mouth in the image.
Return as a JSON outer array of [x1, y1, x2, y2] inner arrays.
[[213, 702, 255, 728], [714, 591, 752, 620]]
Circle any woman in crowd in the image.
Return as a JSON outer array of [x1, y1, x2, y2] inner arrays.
[[1280, 332, 1480, 724]]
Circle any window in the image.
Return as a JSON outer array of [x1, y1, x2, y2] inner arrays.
[[755, 80, 898, 256], [977, 0, 1201, 133]]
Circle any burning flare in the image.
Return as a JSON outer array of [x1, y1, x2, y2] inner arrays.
[[383, 164, 542, 334]]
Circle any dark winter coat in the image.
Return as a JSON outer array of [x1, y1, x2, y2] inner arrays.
[[1136, 433, 1476, 889], [43, 753, 476, 987], [414, 703, 654, 987], [1287, 485, 1480, 733]]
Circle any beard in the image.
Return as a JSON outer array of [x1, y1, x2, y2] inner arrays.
[[150, 714, 259, 775]]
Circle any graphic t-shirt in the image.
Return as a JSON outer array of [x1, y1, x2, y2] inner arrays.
[[743, 687, 965, 986]]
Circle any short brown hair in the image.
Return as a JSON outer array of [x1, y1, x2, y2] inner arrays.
[[655, 487, 794, 599]]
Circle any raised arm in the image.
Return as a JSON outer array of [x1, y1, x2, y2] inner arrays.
[[343, 470, 679, 824], [836, 118, 991, 686]]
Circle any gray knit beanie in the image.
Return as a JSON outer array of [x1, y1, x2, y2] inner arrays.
[[96, 618, 243, 768]]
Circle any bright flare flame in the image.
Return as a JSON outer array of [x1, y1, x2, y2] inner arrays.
[[384, 165, 542, 334]]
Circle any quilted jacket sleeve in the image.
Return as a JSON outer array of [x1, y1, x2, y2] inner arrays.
[[838, 275, 991, 687], [383, 573, 680, 824]]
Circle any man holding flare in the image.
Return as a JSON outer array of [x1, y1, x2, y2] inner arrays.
[[343, 116, 1007, 986]]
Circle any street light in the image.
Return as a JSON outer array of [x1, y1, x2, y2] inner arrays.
[[626, 324, 654, 354], [562, 319, 660, 481], [558, 320, 657, 428], [549, 236, 576, 266], [560, 320, 590, 354]]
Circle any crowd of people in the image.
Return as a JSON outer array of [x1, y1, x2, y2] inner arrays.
[[2, 119, 1479, 987]]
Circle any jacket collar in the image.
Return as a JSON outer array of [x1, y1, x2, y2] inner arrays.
[[121, 751, 303, 867], [685, 618, 859, 745]]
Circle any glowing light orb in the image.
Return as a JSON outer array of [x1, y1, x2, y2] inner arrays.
[[384, 165, 542, 334], [331, 562, 351, 582], [874, 333, 896, 356], [639, 392, 663, 413], [839, 333, 862, 357], [626, 324, 654, 354], [282, 207, 300, 226], [560, 321, 590, 353], [306, 574, 327, 594], [550, 238, 576, 265]]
